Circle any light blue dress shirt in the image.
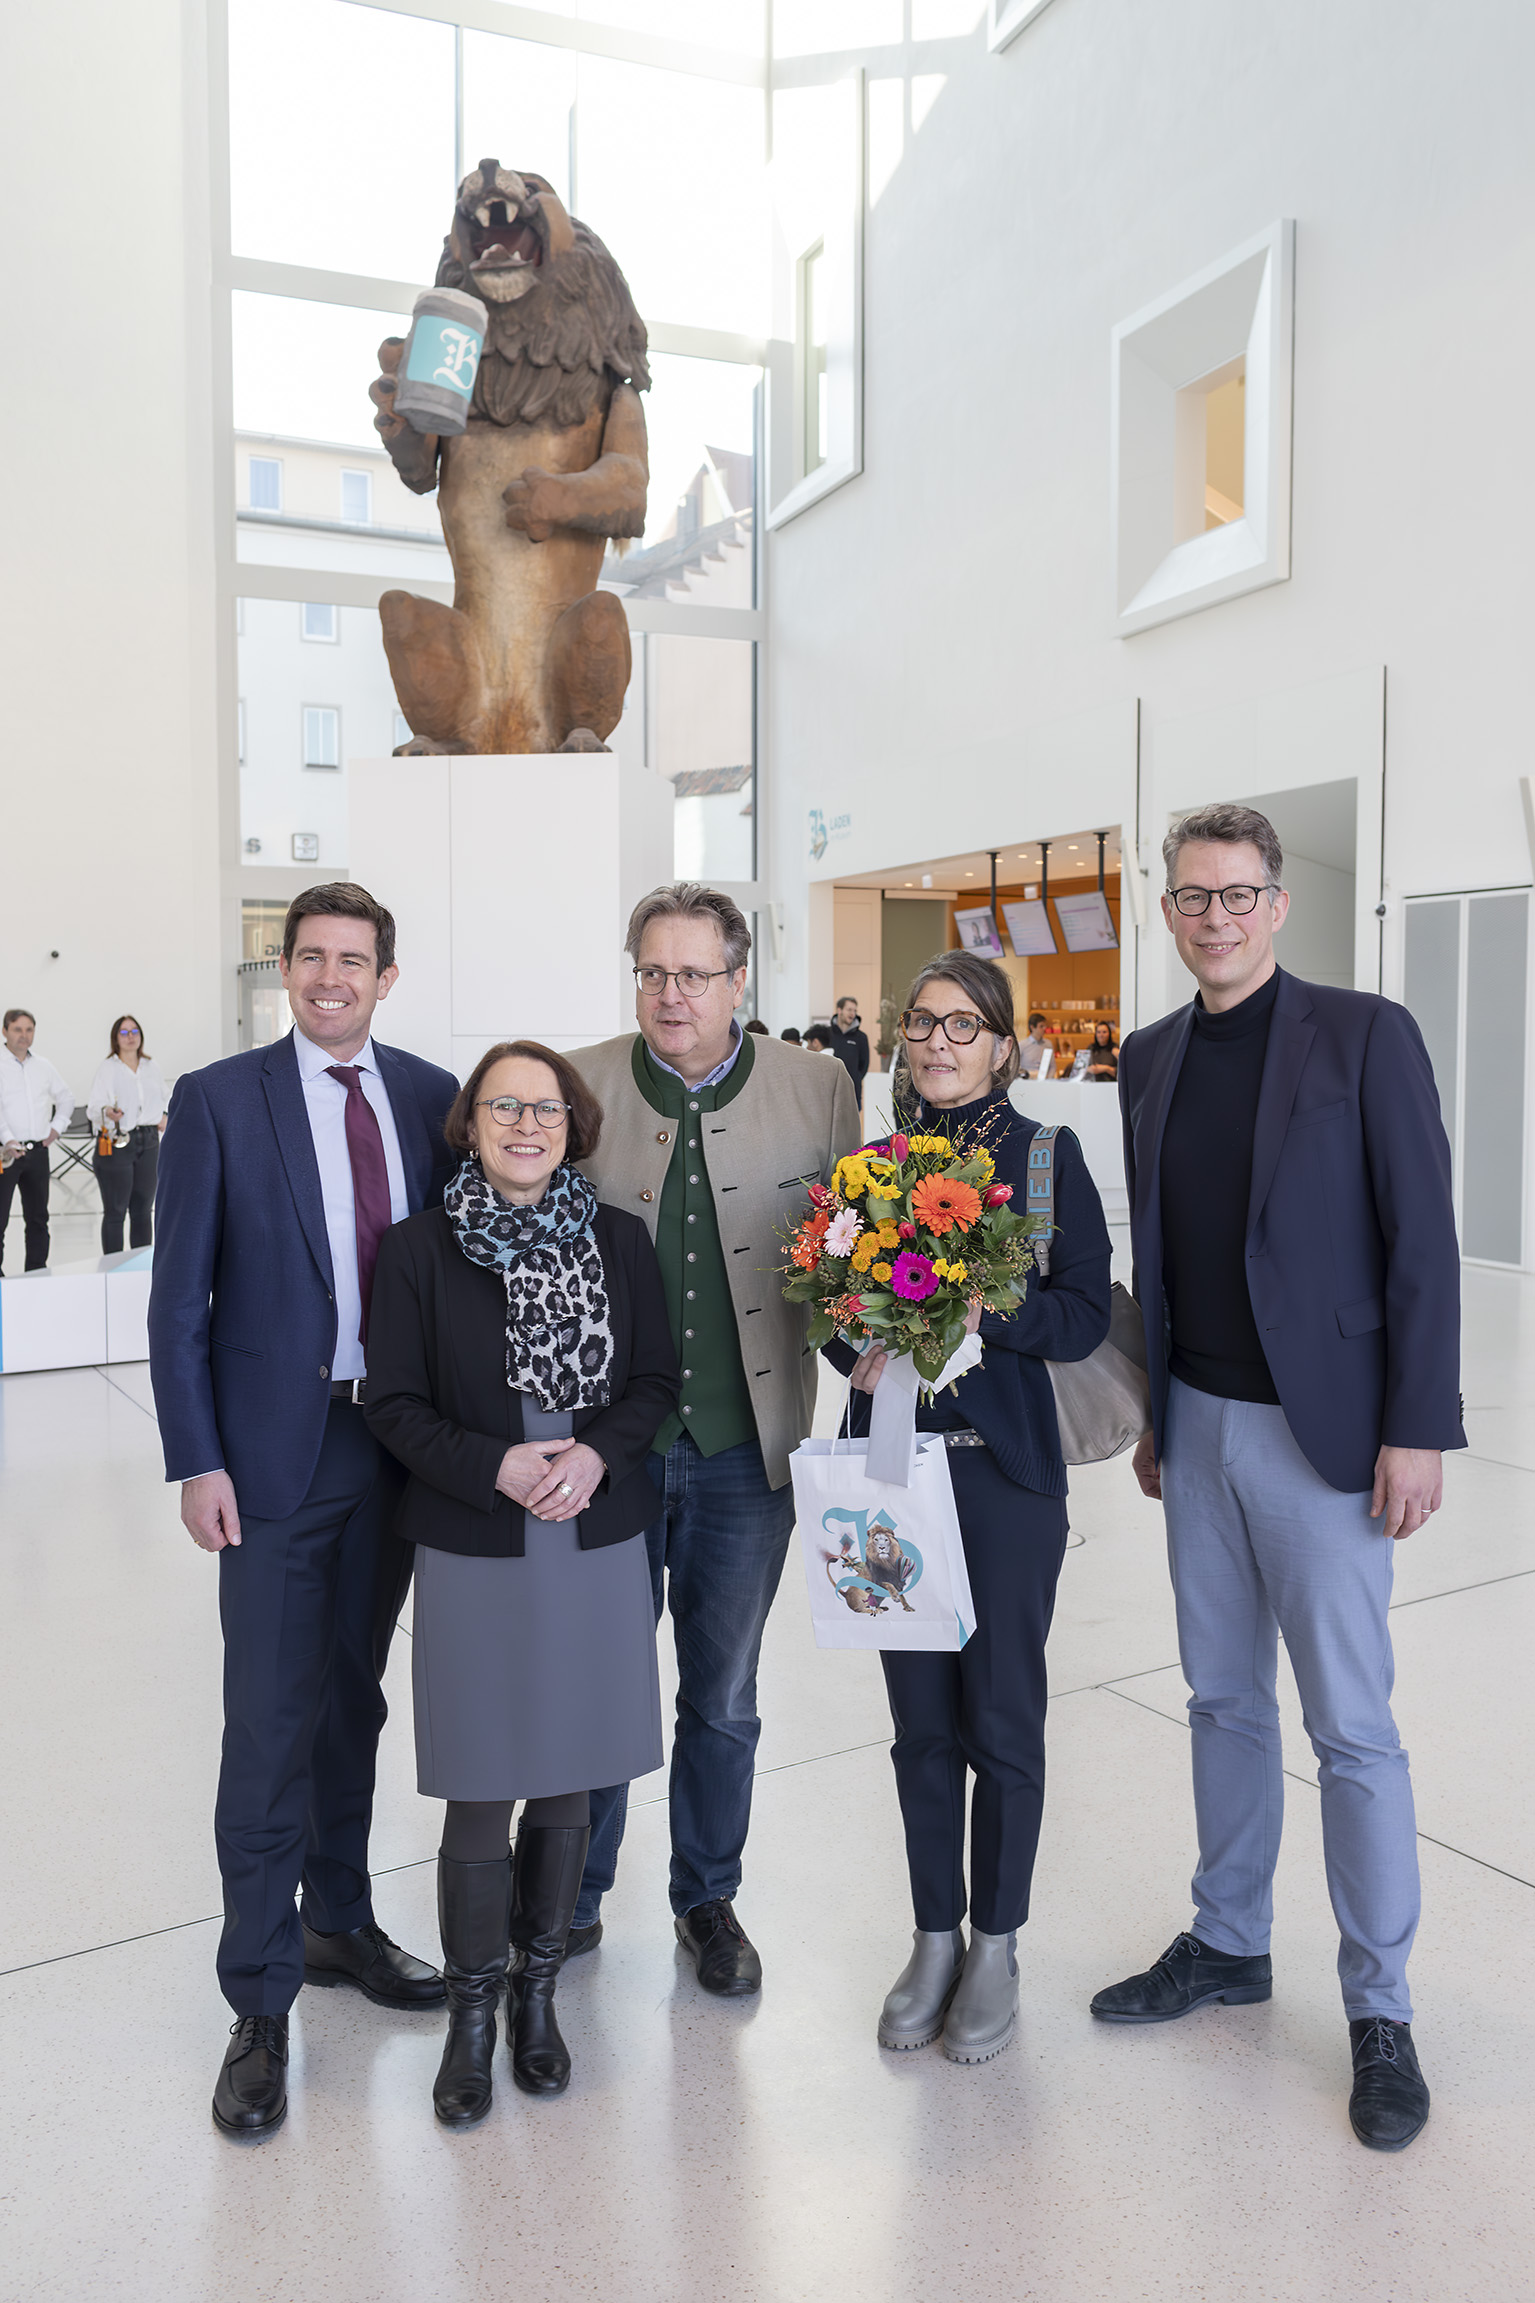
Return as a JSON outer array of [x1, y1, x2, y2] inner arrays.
[[292, 1027, 409, 1380]]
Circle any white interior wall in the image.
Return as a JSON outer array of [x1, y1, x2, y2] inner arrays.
[[0, 0, 228, 1098], [763, 2, 1535, 1052]]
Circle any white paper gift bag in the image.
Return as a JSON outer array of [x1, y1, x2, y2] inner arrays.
[[790, 1432, 976, 1652]]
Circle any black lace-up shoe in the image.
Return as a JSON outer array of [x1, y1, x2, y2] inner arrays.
[[212, 2014, 289, 2141], [1090, 1931, 1273, 2023], [1349, 2018, 1430, 2151], [675, 1900, 763, 1996], [302, 1919, 445, 2009], [565, 1920, 603, 1957]]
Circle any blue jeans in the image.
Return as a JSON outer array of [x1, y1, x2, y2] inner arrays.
[[576, 1434, 795, 1924], [1161, 1378, 1420, 2021]]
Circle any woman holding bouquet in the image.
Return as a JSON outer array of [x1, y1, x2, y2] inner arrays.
[[825, 951, 1111, 2064]]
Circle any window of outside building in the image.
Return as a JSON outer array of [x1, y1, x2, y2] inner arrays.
[[249, 454, 282, 511], [339, 469, 372, 524], [304, 706, 341, 769], [301, 602, 338, 643]]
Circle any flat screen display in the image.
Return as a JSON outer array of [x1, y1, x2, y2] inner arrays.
[[1054, 890, 1119, 952], [953, 906, 1005, 958], [1000, 898, 1058, 957]]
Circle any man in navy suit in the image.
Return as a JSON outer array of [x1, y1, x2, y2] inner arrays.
[[1091, 805, 1462, 2155], [149, 882, 458, 2142]]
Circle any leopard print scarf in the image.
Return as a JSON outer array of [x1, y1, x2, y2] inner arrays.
[[444, 1157, 614, 1412]]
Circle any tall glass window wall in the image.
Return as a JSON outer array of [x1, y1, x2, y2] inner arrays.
[[223, 0, 767, 888]]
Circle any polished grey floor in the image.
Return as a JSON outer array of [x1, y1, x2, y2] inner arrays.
[[2, 1269, 1531, 2301]]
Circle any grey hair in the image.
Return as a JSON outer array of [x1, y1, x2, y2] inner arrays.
[[624, 882, 752, 973], [1163, 804, 1284, 888]]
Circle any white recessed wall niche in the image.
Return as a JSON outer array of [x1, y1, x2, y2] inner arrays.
[[989, 0, 1060, 53], [1111, 220, 1295, 637]]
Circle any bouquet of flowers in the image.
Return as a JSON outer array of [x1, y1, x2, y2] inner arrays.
[[782, 1122, 1043, 1383]]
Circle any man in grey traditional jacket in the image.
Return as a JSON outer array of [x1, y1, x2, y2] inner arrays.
[[566, 884, 860, 1993]]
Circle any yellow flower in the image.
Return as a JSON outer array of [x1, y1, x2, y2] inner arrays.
[[931, 1259, 949, 1280], [866, 1182, 902, 1202], [850, 1234, 881, 1273], [875, 1221, 900, 1247], [946, 1261, 967, 1285], [872, 1261, 893, 1283], [907, 1134, 952, 1155], [971, 1150, 995, 1184], [865, 1156, 898, 1178], [832, 1155, 872, 1199]]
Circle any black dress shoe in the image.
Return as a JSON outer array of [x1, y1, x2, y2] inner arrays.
[[675, 1900, 762, 1997], [302, 1919, 445, 2009], [1349, 2018, 1430, 2151], [1090, 1931, 1272, 2023], [212, 2014, 289, 2142], [565, 1919, 603, 1958]]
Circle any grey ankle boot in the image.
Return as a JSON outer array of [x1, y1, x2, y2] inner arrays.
[[878, 1929, 966, 2051], [942, 1928, 1018, 2064]]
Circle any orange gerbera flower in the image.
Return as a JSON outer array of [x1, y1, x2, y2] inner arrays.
[[910, 1174, 983, 1236]]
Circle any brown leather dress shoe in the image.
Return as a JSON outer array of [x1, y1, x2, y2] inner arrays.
[[213, 2014, 289, 2142], [302, 1920, 445, 2008]]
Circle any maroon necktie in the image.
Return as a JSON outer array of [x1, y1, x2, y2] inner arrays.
[[326, 1065, 392, 1343]]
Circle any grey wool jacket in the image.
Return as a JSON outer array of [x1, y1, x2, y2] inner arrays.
[[569, 1031, 862, 1487]]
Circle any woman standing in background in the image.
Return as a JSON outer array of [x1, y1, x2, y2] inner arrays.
[[87, 1016, 168, 1253]]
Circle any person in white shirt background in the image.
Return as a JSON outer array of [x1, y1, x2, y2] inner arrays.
[[0, 1007, 73, 1272], [87, 1015, 170, 1255]]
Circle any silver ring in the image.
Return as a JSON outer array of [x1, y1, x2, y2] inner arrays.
[[557, 1480, 572, 1497]]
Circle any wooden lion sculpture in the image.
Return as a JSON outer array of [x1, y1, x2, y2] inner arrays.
[[369, 159, 650, 755]]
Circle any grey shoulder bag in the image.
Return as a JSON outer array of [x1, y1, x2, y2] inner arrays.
[[1026, 1125, 1151, 1465]]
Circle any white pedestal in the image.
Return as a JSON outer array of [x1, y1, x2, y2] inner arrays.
[[0, 1247, 153, 1375], [348, 755, 676, 1077]]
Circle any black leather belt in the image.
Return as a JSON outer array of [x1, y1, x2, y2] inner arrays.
[[331, 1379, 367, 1405]]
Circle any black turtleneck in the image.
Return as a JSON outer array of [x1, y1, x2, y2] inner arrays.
[[1159, 967, 1282, 1405]]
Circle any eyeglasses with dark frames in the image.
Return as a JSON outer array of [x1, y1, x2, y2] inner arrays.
[[900, 1007, 989, 1045], [475, 1096, 570, 1127], [1167, 883, 1277, 917], [633, 965, 734, 999]]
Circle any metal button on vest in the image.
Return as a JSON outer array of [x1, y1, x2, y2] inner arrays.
[[656, 1131, 670, 1143], [687, 1251, 697, 1263], [682, 1368, 692, 1379], [687, 1212, 696, 1224], [686, 1289, 696, 1300], [319, 1366, 329, 1381], [690, 1101, 699, 1111], [688, 1137, 697, 1148], [682, 1404, 693, 1415], [684, 1328, 694, 1339], [689, 1173, 700, 1184], [641, 1189, 654, 1202]]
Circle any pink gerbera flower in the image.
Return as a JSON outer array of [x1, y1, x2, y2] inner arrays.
[[889, 1251, 938, 1301]]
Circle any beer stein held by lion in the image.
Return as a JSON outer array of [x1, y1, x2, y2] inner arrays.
[[369, 160, 650, 756]]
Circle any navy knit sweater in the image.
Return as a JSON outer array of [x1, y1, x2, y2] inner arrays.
[[823, 1090, 1112, 1497]]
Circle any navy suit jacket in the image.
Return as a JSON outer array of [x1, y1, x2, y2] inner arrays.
[[148, 1031, 458, 1520], [1120, 970, 1464, 1493]]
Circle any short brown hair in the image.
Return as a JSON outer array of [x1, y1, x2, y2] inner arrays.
[[893, 949, 1021, 1103], [282, 882, 397, 974], [1163, 804, 1284, 888], [445, 1041, 603, 1164], [108, 1014, 150, 1059], [625, 882, 751, 973], [3, 1008, 35, 1031]]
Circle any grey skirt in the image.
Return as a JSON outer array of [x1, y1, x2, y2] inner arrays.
[[411, 1407, 662, 1801]]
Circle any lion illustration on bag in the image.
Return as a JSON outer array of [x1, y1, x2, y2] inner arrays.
[[369, 159, 650, 756], [823, 1509, 920, 1616]]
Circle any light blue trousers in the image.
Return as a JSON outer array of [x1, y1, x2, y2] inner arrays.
[[1161, 1378, 1420, 2021]]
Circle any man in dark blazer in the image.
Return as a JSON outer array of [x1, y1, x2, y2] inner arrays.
[[828, 996, 870, 1100], [1092, 805, 1462, 2156], [149, 882, 458, 2143]]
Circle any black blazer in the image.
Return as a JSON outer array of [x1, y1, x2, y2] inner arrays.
[[364, 1200, 680, 1555], [1120, 969, 1465, 1493]]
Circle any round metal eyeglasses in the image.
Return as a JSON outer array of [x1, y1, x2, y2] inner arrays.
[[901, 1007, 988, 1045], [1167, 884, 1277, 917], [633, 965, 733, 999], [476, 1096, 570, 1126]]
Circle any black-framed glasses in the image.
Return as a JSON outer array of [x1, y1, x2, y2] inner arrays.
[[1167, 883, 1277, 917], [901, 1007, 988, 1045], [475, 1096, 570, 1126], [633, 965, 733, 999]]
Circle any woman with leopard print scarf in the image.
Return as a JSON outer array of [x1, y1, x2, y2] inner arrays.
[[365, 1039, 678, 2129]]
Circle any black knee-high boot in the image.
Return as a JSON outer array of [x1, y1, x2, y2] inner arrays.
[[507, 1823, 590, 2096], [434, 1855, 512, 2128]]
